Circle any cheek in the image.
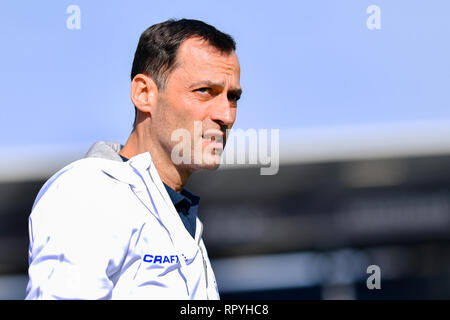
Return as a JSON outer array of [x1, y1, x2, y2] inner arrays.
[[162, 99, 205, 148], [163, 94, 192, 124], [163, 86, 213, 136], [178, 98, 211, 130], [228, 108, 237, 128]]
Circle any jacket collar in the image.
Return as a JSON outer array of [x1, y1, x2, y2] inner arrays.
[[128, 152, 202, 260], [85, 141, 203, 263]]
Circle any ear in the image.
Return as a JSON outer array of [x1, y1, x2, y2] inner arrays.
[[131, 74, 159, 115]]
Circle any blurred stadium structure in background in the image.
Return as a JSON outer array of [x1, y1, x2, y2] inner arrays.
[[2, 120, 450, 299]]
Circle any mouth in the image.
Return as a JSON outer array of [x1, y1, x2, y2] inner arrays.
[[202, 129, 224, 139], [202, 130, 225, 149], [202, 130, 224, 141]]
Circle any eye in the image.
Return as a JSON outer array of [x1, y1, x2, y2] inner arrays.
[[195, 87, 211, 94]]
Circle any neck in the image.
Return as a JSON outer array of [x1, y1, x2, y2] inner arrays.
[[119, 127, 192, 192]]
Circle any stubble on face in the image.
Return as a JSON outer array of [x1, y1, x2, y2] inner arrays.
[[151, 37, 240, 173]]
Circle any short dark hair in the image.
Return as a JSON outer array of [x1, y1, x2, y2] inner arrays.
[[130, 18, 236, 129]]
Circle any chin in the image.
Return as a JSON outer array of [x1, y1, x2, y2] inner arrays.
[[195, 164, 220, 171], [187, 163, 220, 172], [191, 152, 222, 171]]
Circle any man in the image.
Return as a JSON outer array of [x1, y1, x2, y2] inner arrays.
[[25, 19, 241, 299]]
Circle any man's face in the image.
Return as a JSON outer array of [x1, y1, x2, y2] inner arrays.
[[152, 37, 241, 171]]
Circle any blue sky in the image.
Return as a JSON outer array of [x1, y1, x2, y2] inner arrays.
[[1, 0, 450, 148]]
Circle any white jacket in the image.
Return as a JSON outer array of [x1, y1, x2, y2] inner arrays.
[[25, 141, 220, 300]]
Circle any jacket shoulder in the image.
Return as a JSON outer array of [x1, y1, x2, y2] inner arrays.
[[32, 158, 130, 211]]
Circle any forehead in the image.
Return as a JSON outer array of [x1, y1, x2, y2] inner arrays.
[[172, 37, 240, 81]]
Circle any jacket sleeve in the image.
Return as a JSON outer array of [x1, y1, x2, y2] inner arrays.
[[25, 167, 130, 300]]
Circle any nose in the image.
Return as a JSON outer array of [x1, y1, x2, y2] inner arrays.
[[209, 94, 235, 128]]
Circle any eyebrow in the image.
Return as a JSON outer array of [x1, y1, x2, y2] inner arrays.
[[189, 80, 242, 97]]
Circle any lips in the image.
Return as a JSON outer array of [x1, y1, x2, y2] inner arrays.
[[202, 129, 225, 149], [202, 129, 224, 140]]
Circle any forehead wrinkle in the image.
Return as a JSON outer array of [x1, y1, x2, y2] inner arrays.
[[174, 58, 239, 90], [170, 38, 240, 90], [184, 51, 238, 75], [178, 38, 239, 72]]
